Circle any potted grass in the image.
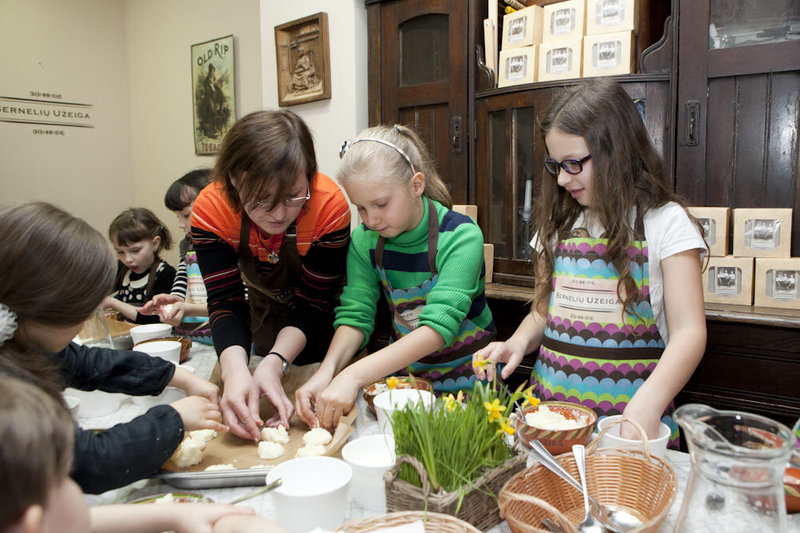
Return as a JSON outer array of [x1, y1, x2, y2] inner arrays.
[[383, 372, 538, 531]]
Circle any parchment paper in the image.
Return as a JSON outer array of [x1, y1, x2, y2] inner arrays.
[[162, 362, 356, 472]]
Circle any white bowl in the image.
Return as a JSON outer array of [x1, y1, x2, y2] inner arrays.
[[64, 388, 121, 418], [266, 456, 352, 533], [134, 340, 181, 365], [63, 395, 81, 417], [373, 389, 435, 437], [130, 323, 173, 345], [597, 415, 671, 459], [342, 434, 395, 511]]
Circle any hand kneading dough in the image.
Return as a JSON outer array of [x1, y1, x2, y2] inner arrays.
[[171, 429, 218, 467], [260, 425, 290, 444], [303, 427, 332, 446], [295, 444, 326, 457], [258, 441, 285, 460]]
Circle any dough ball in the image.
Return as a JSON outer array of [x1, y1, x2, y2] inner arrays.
[[258, 441, 285, 460], [204, 464, 235, 471], [171, 438, 205, 467], [260, 425, 290, 444], [303, 427, 332, 446], [163, 303, 174, 315], [295, 444, 326, 458], [188, 429, 217, 446]]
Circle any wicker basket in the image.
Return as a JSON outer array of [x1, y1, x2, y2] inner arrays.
[[384, 451, 526, 531], [338, 511, 481, 533], [498, 418, 678, 533]]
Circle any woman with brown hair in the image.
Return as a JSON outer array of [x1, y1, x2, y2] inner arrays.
[[191, 109, 351, 439]]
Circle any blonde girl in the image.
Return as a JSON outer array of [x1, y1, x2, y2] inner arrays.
[[296, 125, 496, 429], [104, 207, 176, 324], [472, 79, 707, 445]]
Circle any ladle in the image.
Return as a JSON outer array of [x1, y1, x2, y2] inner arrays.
[[528, 440, 644, 533]]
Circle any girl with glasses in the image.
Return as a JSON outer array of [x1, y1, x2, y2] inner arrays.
[[191, 110, 351, 440], [472, 79, 707, 447], [295, 125, 496, 430]]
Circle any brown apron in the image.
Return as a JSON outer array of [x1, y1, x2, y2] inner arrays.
[[237, 213, 333, 364]]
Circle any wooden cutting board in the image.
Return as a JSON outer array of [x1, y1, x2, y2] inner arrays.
[[162, 362, 356, 471]]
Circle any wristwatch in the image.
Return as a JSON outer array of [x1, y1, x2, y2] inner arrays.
[[266, 351, 289, 375]]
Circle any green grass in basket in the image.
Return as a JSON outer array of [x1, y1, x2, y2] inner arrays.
[[391, 380, 521, 496]]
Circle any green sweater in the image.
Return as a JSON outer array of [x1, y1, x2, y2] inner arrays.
[[334, 198, 494, 349]]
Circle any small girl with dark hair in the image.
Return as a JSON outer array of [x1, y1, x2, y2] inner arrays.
[[104, 207, 177, 324], [140, 169, 212, 342], [472, 79, 707, 446], [296, 124, 495, 429], [0, 202, 225, 494]]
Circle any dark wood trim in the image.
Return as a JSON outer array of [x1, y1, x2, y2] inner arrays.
[[708, 40, 800, 79]]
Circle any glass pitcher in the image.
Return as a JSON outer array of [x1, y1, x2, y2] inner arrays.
[[76, 307, 114, 348], [674, 403, 795, 532]]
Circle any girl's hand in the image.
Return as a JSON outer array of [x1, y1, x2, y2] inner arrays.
[[90, 503, 254, 533], [170, 395, 228, 433], [168, 503, 254, 533], [212, 514, 288, 533], [621, 396, 663, 440], [159, 301, 187, 326], [472, 341, 524, 382], [219, 365, 262, 441], [314, 373, 358, 431], [295, 368, 335, 429], [170, 367, 220, 405], [252, 356, 294, 429]]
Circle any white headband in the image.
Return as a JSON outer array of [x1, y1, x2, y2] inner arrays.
[[0, 303, 17, 347], [339, 137, 416, 175]]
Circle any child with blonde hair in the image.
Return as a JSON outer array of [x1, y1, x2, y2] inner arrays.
[[296, 125, 495, 429]]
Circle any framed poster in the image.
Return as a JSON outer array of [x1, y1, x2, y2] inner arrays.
[[191, 34, 236, 155], [274, 12, 331, 107]]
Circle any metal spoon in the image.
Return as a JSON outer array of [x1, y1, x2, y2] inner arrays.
[[541, 517, 565, 533], [528, 440, 644, 533], [228, 477, 282, 504], [573, 444, 607, 533]]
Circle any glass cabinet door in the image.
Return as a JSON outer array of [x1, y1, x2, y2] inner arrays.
[[709, 0, 800, 49]]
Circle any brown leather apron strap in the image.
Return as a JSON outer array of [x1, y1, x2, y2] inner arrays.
[[540, 335, 664, 361]]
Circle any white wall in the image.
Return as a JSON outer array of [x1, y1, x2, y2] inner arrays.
[[0, 0, 133, 233], [125, 0, 262, 264], [260, 1, 369, 188]]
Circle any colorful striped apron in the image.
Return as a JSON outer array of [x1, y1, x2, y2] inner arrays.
[[375, 198, 494, 393], [532, 226, 679, 446]]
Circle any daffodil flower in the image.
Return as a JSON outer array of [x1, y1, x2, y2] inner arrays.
[[522, 386, 540, 408], [444, 393, 458, 412], [456, 390, 464, 404], [386, 376, 399, 390], [472, 353, 492, 372], [484, 398, 506, 422], [497, 417, 515, 436]]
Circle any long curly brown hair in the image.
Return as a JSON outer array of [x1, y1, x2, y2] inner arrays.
[[532, 79, 702, 319]]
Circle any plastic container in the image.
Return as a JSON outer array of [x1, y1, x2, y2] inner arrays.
[[598, 414, 670, 459], [373, 389, 435, 437], [130, 323, 173, 345], [134, 340, 181, 365], [341, 434, 395, 511], [266, 456, 352, 533]]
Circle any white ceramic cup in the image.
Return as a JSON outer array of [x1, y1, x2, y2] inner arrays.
[[373, 389, 435, 437], [134, 340, 181, 365], [129, 323, 173, 345], [341, 433, 395, 511], [266, 456, 352, 533], [597, 415, 671, 459]]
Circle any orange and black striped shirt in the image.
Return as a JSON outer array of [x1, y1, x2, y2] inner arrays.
[[191, 174, 351, 354]]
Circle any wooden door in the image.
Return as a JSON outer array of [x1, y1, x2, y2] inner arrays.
[[367, 0, 470, 203], [675, 0, 800, 253]]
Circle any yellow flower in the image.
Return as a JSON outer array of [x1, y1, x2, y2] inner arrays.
[[484, 398, 506, 422], [444, 393, 458, 412], [456, 390, 464, 403], [497, 417, 516, 436], [386, 376, 399, 390], [472, 353, 492, 372], [522, 387, 540, 408]]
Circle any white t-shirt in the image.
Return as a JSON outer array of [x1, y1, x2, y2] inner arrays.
[[532, 202, 705, 344]]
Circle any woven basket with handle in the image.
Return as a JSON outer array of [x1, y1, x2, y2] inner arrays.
[[338, 510, 481, 533], [498, 417, 678, 533], [384, 450, 526, 531]]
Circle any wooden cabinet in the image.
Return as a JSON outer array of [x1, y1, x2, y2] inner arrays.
[[366, 0, 473, 203]]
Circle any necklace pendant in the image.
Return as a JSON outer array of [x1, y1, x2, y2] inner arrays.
[[266, 250, 280, 264]]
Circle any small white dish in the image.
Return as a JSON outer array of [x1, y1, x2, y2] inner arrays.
[[597, 415, 671, 459], [63, 395, 81, 417], [130, 323, 173, 345], [342, 433, 395, 511], [373, 389, 435, 437], [134, 340, 181, 365]]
